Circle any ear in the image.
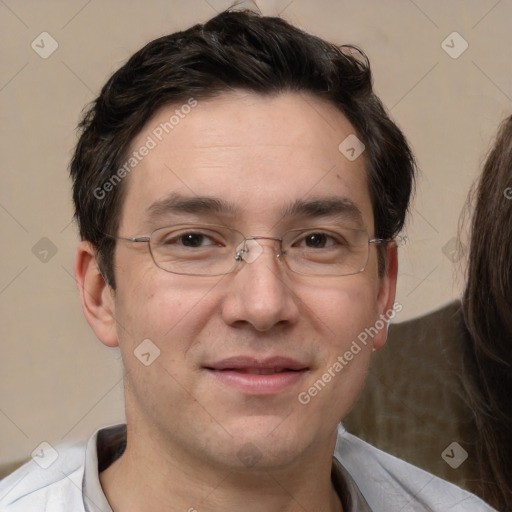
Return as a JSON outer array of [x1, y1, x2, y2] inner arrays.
[[74, 240, 119, 348], [372, 243, 398, 351]]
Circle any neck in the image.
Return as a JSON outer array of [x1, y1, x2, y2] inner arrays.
[[99, 422, 344, 512]]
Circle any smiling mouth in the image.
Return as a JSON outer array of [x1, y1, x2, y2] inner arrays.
[[204, 366, 308, 395]]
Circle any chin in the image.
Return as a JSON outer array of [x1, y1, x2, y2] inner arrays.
[[218, 415, 316, 467]]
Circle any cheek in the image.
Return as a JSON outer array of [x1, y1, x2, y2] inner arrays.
[[114, 274, 223, 421], [296, 280, 378, 419], [320, 283, 377, 380], [114, 268, 222, 360], [307, 277, 378, 347]]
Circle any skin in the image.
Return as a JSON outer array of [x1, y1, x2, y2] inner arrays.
[[75, 91, 398, 512]]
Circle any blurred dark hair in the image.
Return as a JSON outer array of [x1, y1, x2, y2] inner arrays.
[[70, 9, 416, 288], [462, 114, 512, 511]]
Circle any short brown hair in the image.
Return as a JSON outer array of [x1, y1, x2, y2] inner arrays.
[[70, 9, 416, 288]]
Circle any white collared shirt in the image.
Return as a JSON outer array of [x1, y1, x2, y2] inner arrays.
[[0, 423, 497, 511]]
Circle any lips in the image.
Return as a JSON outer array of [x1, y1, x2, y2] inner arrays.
[[230, 368, 295, 375], [205, 356, 308, 372], [204, 356, 309, 395]]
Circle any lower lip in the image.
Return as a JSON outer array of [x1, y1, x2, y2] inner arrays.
[[205, 369, 307, 395]]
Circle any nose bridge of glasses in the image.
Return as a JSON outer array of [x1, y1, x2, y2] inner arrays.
[[237, 235, 283, 264]]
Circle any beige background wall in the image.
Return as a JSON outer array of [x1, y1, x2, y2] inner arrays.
[[1, 0, 511, 465]]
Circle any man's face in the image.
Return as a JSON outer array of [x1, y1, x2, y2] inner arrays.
[[101, 91, 395, 470]]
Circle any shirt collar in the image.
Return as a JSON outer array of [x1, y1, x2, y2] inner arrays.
[[83, 423, 371, 512]]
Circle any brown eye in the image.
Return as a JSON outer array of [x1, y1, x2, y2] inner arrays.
[[159, 230, 220, 248], [304, 233, 329, 248], [294, 232, 341, 249], [179, 233, 207, 247]]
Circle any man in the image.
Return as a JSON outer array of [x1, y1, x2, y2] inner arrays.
[[0, 9, 496, 512]]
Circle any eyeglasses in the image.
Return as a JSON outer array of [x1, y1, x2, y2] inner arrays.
[[106, 223, 392, 277]]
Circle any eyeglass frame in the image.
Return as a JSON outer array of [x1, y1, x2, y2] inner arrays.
[[104, 223, 397, 277]]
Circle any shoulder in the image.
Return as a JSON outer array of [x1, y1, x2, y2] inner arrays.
[[335, 426, 497, 512], [0, 442, 86, 512]]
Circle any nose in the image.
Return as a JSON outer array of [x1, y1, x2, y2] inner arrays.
[[220, 238, 300, 332]]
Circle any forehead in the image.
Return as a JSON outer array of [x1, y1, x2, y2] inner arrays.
[[118, 91, 373, 233]]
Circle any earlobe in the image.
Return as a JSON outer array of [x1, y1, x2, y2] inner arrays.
[[74, 241, 119, 348], [373, 244, 398, 351]]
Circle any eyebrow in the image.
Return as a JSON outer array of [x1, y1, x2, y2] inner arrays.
[[145, 193, 364, 227], [281, 197, 365, 227], [145, 193, 240, 220]]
